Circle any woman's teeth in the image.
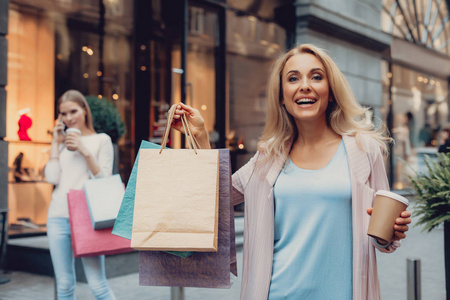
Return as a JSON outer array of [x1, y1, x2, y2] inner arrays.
[[295, 98, 316, 105]]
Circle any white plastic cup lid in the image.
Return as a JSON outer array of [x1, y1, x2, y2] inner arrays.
[[375, 190, 409, 207], [66, 128, 81, 135]]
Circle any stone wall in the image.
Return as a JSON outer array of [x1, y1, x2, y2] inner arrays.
[[294, 0, 391, 120]]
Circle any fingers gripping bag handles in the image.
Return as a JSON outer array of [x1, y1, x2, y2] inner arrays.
[[131, 104, 219, 252]]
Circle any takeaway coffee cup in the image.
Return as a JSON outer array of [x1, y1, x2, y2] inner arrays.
[[65, 128, 81, 151], [367, 190, 409, 244]]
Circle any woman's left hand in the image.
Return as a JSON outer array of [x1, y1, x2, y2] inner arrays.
[[367, 208, 412, 241], [65, 132, 89, 156]]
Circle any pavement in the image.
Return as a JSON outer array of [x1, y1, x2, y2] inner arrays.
[[0, 201, 447, 300]]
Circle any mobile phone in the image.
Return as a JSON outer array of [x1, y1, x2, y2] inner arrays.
[[57, 115, 67, 133]]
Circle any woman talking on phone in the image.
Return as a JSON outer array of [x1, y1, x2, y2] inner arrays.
[[45, 90, 116, 299], [172, 44, 411, 299]]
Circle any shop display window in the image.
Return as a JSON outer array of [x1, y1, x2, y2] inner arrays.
[[6, 8, 55, 233], [6, 1, 134, 235], [382, 61, 449, 190]]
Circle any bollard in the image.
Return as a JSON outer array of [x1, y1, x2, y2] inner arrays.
[[407, 258, 421, 300], [171, 287, 185, 300]]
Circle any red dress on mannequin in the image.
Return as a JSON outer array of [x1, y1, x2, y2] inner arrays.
[[17, 114, 32, 141]]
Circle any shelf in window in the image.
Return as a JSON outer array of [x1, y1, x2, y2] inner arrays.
[[8, 181, 49, 184], [5, 140, 52, 145]]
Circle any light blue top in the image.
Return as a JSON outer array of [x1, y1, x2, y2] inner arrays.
[[268, 140, 353, 300]]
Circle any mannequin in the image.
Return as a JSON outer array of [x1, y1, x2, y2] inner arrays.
[[17, 113, 32, 141]]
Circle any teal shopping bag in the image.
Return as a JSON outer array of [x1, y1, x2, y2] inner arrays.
[[112, 140, 192, 258]]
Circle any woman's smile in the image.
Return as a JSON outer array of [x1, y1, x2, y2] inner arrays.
[[281, 53, 330, 123], [294, 97, 317, 108]]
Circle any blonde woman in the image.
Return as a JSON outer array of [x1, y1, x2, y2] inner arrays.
[[172, 44, 411, 300], [45, 90, 116, 299]]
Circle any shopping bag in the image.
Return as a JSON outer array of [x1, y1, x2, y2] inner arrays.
[[84, 174, 125, 230], [139, 148, 237, 288], [112, 141, 161, 240], [112, 140, 193, 258], [67, 189, 133, 258], [131, 105, 219, 252]]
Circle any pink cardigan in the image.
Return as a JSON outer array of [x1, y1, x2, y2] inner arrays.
[[231, 134, 401, 300]]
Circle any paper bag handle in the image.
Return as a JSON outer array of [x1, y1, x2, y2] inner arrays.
[[160, 104, 200, 154]]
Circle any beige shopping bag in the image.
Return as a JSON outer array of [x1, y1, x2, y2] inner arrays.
[[131, 104, 219, 252]]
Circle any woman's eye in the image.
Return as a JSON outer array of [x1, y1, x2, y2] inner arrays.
[[312, 74, 323, 81], [288, 77, 298, 82]]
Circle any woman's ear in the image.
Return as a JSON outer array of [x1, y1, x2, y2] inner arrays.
[[329, 89, 335, 103]]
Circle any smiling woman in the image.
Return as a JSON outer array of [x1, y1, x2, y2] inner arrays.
[[171, 43, 413, 300], [262, 44, 392, 164], [281, 53, 330, 126], [280, 53, 338, 170]]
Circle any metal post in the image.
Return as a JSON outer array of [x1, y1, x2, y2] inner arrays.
[[407, 258, 421, 300], [170, 287, 185, 300], [54, 276, 57, 300]]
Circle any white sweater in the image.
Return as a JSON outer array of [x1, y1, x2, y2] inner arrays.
[[45, 133, 113, 218]]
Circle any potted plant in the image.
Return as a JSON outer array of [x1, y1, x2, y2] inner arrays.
[[85, 96, 126, 173], [409, 151, 450, 298]]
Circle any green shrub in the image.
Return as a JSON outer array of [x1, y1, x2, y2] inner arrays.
[[410, 152, 450, 232], [86, 96, 126, 144]]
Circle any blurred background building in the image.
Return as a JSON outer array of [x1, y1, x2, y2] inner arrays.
[[0, 0, 448, 239]]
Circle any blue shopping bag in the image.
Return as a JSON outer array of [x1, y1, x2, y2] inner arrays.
[[112, 140, 192, 258]]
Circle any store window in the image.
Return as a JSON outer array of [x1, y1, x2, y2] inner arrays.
[[147, 3, 221, 150], [382, 61, 449, 190], [185, 6, 218, 148], [6, 0, 133, 233]]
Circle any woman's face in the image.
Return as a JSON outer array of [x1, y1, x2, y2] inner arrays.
[[281, 53, 331, 125], [59, 100, 87, 130]]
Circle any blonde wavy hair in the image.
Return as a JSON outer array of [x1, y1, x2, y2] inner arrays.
[[258, 43, 391, 161], [57, 89, 96, 132]]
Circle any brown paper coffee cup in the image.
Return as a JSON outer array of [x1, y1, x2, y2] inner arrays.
[[367, 190, 409, 244]]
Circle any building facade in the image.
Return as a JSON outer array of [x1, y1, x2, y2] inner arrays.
[[293, 0, 450, 190], [0, 0, 449, 235], [0, 0, 8, 218], [1, 0, 292, 234]]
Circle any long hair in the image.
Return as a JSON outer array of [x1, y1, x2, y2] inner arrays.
[[258, 43, 391, 161], [57, 90, 95, 132]]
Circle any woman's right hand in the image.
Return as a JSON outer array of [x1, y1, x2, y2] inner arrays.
[[172, 103, 210, 149], [52, 116, 65, 144]]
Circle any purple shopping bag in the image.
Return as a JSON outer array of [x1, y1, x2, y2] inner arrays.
[[139, 149, 237, 288]]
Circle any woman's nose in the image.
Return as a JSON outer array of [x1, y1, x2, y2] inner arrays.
[[299, 79, 311, 92]]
